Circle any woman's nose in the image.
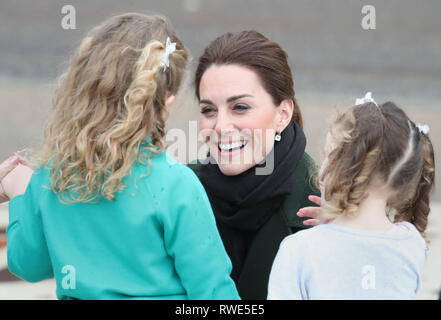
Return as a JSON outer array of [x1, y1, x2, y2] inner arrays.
[[214, 110, 235, 134]]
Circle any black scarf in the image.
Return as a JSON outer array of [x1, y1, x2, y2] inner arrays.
[[196, 121, 306, 282]]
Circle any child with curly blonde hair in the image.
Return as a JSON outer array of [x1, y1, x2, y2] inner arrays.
[[2, 13, 239, 300], [268, 93, 435, 299]]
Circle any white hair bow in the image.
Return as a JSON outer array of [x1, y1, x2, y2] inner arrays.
[[355, 92, 378, 108], [160, 37, 176, 72], [416, 123, 430, 135]]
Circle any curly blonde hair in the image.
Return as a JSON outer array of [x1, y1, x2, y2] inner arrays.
[[319, 102, 435, 239], [31, 13, 189, 203]]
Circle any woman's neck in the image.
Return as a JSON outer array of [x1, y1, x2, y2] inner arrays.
[[331, 189, 394, 232]]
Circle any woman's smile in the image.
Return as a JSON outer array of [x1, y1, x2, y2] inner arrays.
[[218, 140, 248, 154]]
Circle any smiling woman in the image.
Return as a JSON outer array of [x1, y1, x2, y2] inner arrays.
[[198, 64, 293, 176], [189, 30, 320, 299]]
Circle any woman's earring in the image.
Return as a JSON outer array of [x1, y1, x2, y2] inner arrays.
[[275, 133, 281, 141]]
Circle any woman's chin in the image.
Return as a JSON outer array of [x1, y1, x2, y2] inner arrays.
[[217, 162, 255, 176]]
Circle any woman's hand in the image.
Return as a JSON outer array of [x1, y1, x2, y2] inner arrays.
[[296, 195, 333, 226], [0, 153, 25, 203], [0, 152, 34, 201]]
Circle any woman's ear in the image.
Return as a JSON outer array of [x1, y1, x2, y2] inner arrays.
[[275, 99, 294, 133]]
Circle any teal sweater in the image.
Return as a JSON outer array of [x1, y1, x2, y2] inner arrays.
[[7, 151, 240, 300]]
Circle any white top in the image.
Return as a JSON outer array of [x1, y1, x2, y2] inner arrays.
[[267, 222, 426, 300]]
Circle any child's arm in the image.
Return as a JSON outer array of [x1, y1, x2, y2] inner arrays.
[[6, 166, 54, 282], [162, 167, 240, 300]]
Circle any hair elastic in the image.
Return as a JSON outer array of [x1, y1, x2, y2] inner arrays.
[[416, 123, 430, 135], [160, 37, 176, 72], [355, 92, 379, 108]]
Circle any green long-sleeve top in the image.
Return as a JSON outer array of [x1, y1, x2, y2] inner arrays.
[[7, 150, 240, 300]]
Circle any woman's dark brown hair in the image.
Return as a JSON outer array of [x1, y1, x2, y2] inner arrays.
[[194, 30, 303, 128]]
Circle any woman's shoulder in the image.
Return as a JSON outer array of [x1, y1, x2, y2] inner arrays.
[[295, 152, 318, 180], [280, 152, 320, 228]]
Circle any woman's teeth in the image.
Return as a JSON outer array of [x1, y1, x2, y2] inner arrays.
[[218, 141, 247, 152]]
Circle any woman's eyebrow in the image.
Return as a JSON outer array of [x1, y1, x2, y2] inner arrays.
[[199, 99, 214, 105], [199, 94, 254, 105], [226, 94, 254, 103]]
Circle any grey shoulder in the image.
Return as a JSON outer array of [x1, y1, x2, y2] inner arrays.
[[280, 226, 319, 248], [401, 222, 427, 249]]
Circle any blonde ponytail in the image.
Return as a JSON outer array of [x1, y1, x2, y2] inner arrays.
[[99, 41, 169, 200]]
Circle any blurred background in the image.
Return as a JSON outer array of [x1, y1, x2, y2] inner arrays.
[[0, 0, 440, 299]]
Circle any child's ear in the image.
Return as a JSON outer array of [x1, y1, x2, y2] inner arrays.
[[165, 93, 175, 108], [161, 93, 175, 122], [275, 99, 294, 133]]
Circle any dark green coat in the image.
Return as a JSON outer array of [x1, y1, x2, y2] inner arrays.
[[188, 152, 320, 300]]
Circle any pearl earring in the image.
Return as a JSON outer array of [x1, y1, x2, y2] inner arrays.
[[275, 133, 281, 141]]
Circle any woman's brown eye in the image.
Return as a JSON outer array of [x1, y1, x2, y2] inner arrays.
[[201, 106, 215, 115], [234, 104, 250, 111]]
